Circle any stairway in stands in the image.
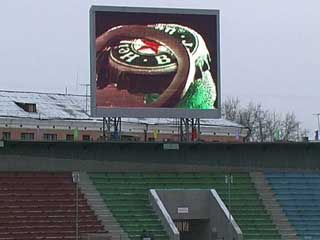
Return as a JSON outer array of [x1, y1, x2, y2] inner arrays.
[[0, 172, 107, 240], [265, 172, 320, 240], [90, 172, 281, 240], [251, 172, 298, 239]]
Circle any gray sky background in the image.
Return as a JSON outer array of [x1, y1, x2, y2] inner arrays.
[[0, 0, 319, 137]]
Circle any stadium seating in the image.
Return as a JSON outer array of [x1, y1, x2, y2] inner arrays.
[[0, 172, 106, 240], [89, 172, 281, 240], [265, 172, 320, 240]]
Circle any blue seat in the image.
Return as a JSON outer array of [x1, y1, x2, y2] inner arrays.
[[265, 171, 320, 240]]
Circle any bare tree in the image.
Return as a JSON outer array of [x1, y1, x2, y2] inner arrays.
[[253, 104, 268, 142], [265, 111, 281, 142], [222, 97, 240, 122], [223, 98, 305, 142], [300, 128, 309, 140], [281, 112, 299, 141], [238, 103, 260, 141]]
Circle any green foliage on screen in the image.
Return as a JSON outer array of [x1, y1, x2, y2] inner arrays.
[[144, 71, 216, 109], [177, 71, 216, 109]]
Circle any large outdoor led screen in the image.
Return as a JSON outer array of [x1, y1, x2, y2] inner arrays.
[[90, 6, 220, 118]]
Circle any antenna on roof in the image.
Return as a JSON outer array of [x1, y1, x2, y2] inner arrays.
[[80, 83, 90, 114], [75, 72, 79, 92]]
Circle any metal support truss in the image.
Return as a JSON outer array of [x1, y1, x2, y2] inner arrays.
[[102, 117, 122, 141], [179, 118, 201, 142]]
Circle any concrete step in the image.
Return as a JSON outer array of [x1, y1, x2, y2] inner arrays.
[[103, 224, 123, 231], [250, 171, 299, 240], [79, 184, 97, 189], [274, 220, 294, 226], [86, 198, 104, 203], [99, 216, 118, 222], [80, 189, 99, 194], [78, 172, 128, 238], [281, 234, 298, 240], [95, 210, 113, 215]]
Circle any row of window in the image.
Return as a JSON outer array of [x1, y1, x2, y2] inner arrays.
[[1, 132, 91, 141]]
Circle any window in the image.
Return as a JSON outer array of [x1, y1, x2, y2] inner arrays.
[[21, 133, 34, 141], [174, 220, 190, 232], [26, 104, 37, 113], [82, 135, 90, 141], [15, 102, 37, 113], [43, 133, 57, 141], [2, 132, 11, 140], [121, 135, 140, 142], [66, 134, 74, 141]]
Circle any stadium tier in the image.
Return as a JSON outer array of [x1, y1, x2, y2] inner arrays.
[[89, 172, 281, 240], [0, 172, 106, 240], [265, 172, 320, 240]]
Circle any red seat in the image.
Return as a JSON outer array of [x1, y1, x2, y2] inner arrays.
[[0, 172, 107, 239]]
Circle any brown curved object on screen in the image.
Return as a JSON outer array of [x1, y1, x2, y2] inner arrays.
[[96, 25, 192, 108]]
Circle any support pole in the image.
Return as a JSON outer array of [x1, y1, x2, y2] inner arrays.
[[197, 118, 201, 141], [107, 117, 111, 139], [179, 118, 201, 142], [72, 172, 80, 240], [225, 173, 233, 239], [179, 118, 183, 142], [106, 117, 122, 141], [102, 117, 106, 141]]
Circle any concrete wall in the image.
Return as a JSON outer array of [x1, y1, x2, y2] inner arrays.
[[149, 190, 180, 240], [209, 190, 242, 240], [156, 190, 209, 220], [156, 190, 211, 240], [0, 141, 319, 171], [153, 189, 242, 240]]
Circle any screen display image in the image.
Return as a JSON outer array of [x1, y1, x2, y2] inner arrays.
[[90, 6, 220, 118]]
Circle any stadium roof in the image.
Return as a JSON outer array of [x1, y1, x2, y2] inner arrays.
[[0, 90, 243, 128], [0, 90, 89, 120]]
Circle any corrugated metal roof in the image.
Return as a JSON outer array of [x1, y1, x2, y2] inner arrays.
[[0, 90, 243, 128], [0, 90, 90, 120], [126, 118, 243, 128]]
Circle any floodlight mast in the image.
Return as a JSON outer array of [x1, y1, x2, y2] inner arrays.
[[80, 83, 90, 114], [72, 172, 80, 240], [313, 113, 320, 131], [225, 173, 233, 239]]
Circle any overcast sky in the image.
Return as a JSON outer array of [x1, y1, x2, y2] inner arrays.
[[0, 0, 319, 136]]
